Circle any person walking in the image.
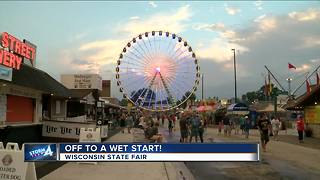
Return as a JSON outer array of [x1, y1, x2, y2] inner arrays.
[[218, 120, 223, 135], [199, 116, 205, 143], [125, 113, 134, 134], [189, 113, 200, 143], [223, 115, 231, 136], [239, 115, 245, 135], [271, 116, 281, 141], [296, 115, 305, 143], [258, 114, 271, 152], [161, 114, 165, 127], [234, 115, 240, 135], [179, 114, 188, 143], [120, 114, 126, 133], [244, 116, 251, 139], [168, 115, 174, 135]]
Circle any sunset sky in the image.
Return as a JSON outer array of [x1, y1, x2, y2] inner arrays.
[[1, 1, 320, 99]]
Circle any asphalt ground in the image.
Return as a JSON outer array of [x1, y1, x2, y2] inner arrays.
[[159, 125, 320, 180], [35, 127, 122, 179]]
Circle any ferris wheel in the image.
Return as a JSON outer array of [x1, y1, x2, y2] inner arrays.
[[116, 31, 200, 111]]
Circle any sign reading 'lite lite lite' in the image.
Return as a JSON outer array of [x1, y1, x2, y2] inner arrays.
[[23, 143, 260, 162], [0, 32, 36, 70]]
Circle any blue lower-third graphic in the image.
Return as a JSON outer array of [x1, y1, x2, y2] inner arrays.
[[24, 143, 57, 161]]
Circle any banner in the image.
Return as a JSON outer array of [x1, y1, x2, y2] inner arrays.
[[25, 143, 259, 162], [42, 121, 96, 139], [305, 106, 320, 124]]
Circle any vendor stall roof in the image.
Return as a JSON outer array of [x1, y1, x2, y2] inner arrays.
[[227, 103, 249, 111], [69, 89, 94, 98], [250, 102, 286, 112], [286, 85, 320, 110], [227, 103, 249, 115], [5, 64, 71, 97]]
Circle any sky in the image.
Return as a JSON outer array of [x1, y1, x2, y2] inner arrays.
[[1, 1, 320, 100]]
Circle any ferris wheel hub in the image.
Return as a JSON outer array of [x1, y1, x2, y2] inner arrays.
[[156, 67, 161, 72]]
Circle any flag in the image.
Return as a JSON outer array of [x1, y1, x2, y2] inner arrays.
[[288, 63, 296, 69], [264, 77, 268, 96], [317, 72, 320, 86], [268, 73, 272, 96], [306, 79, 311, 94]]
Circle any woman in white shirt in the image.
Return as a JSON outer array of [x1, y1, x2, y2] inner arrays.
[[271, 117, 281, 141]]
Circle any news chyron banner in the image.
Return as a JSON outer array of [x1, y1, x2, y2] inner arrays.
[[24, 143, 259, 162]]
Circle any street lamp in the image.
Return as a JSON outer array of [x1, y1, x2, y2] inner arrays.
[[286, 78, 292, 97], [202, 73, 204, 100], [231, 49, 237, 103]]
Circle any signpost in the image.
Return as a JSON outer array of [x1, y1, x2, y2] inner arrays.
[[78, 128, 101, 165], [0, 142, 36, 180]]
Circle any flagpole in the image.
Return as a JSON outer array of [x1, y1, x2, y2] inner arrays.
[[291, 65, 320, 95], [264, 65, 286, 92], [287, 62, 292, 99], [286, 78, 292, 98]]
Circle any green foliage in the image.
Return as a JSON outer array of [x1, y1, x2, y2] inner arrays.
[[242, 84, 287, 104], [120, 98, 128, 106], [178, 91, 197, 108]]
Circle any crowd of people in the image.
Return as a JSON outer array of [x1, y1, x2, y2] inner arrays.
[[111, 109, 306, 152], [179, 111, 206, 143]]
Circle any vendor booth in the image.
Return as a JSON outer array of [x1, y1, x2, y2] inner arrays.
[[227, 103, 249, 115]]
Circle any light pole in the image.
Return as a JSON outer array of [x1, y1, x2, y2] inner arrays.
[[231, 49, 237, 103], [202, 73, 204, 100], [286, 78, 292, 98]]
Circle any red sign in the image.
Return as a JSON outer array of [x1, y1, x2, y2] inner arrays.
[[0, 32, 36, 70]]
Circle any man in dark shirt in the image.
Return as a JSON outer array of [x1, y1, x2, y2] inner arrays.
[[223, 115, 231, 136], [258, 114, 271, 152], [179, 114, 188, 143]]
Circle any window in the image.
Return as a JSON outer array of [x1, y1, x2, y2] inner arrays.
[[56, 100, 61, 114]]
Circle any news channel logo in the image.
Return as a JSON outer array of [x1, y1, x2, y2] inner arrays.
[[24, 143, 57, 161]]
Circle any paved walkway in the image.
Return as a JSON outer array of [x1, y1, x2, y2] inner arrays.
[[39, 122, 320, 180], [40, 127, 194, 180], [199, 127, 320, 179]]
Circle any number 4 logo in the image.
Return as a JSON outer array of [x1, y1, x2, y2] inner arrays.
[[44, 145, 53, 157]]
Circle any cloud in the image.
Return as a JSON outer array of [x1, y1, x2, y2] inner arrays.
[[310, 58, 320, 63], [258, 16, 277, 32], [254, 1, 263, 10], [45, 4, 194, 99], [221, 9, 320, 96], [192, 22, 236, 39], [149, 1, 157, 8], [120, 5, 191, 36], [74, 32, 87, 40], [225, 6, 241, 15], [194, 59, 256, 98], [289, 8, 320, 21], [78, 39, 126, 65], [196, 38, 249, 63], [193, 22, 225, 31], [187, 8, 319, 97], [298, 36, 320, 48], [254, 14, 266, 22], [71, 59, 94, 65], [221, 30, 236, 39], [295, 64, 312, 73], [130, 16, 140, 20]]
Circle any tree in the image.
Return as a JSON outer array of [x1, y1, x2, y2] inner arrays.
[[242, 84, 287, 104], [120, 98, 128, 106], [177, 91, 197, 108]]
